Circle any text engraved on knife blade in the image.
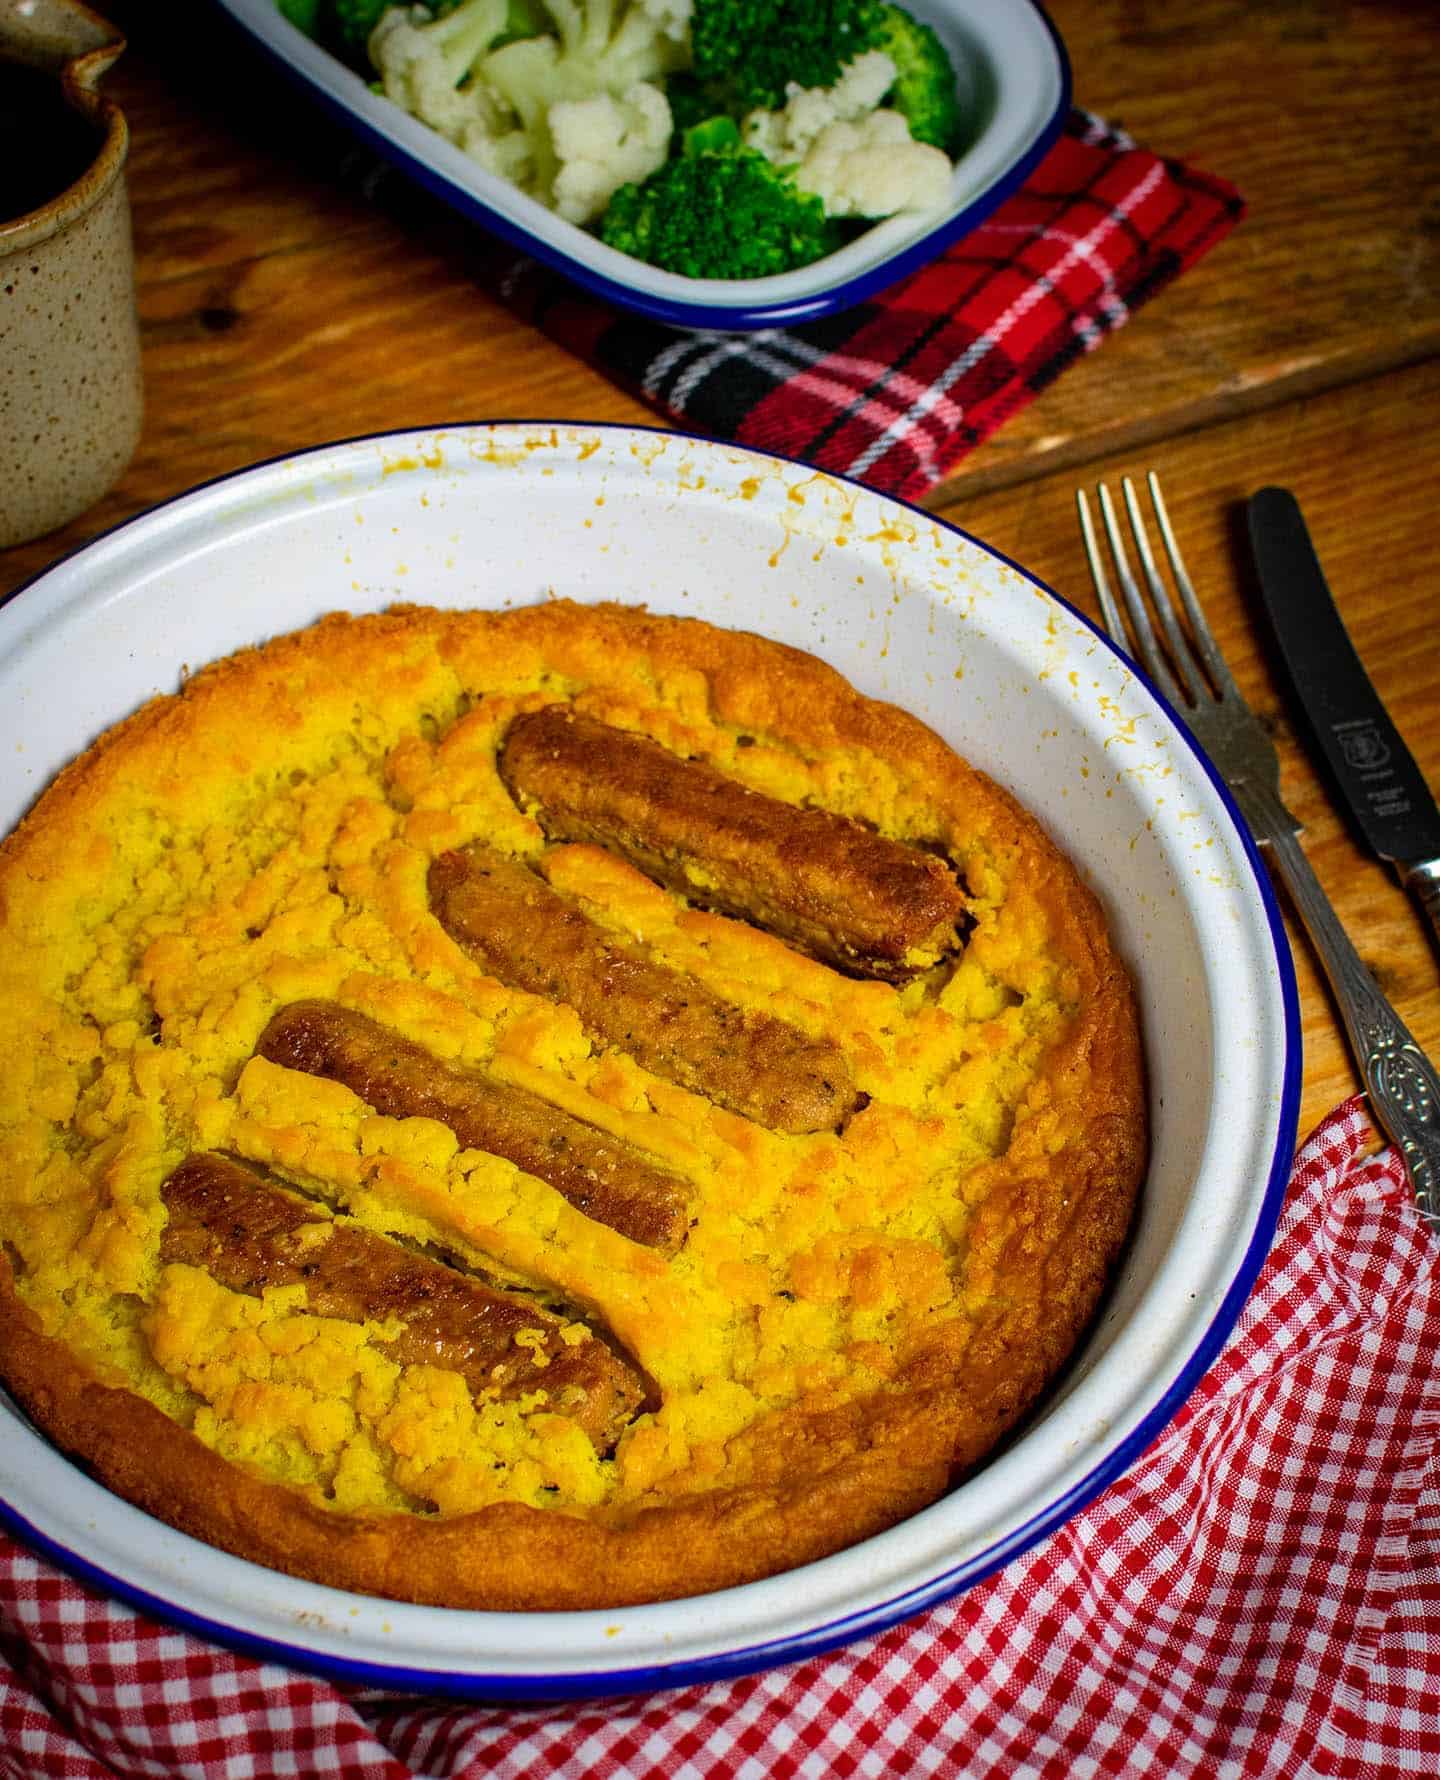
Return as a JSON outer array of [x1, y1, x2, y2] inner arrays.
[[1331, 719, 1414, 819]]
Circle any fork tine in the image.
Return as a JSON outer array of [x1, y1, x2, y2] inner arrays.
[[1090, 482, 1185, 707], [1075, 488, 1129, 642], [1120, 477, 1208, 704], [1146, 473, 1242, 699]]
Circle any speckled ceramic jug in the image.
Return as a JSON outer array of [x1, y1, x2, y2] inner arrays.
[[0, 2, 141, 550]]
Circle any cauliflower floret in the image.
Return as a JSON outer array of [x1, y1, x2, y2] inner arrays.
[[549, 81, 673, 224], [636, 0, 693, 43], [479, 1, 686, 205], [743, 50, 898, 163], [501, 0, 685, 99], [371, 2, 686, 217], [742, 50, 951, 221], [370, 2, 511, 145], [457, 114, 537, 189], [794, 110, 952, 219]]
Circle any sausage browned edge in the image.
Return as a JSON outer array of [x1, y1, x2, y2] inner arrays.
[[159, 1152, 649, 1450], [427, 843, 859, 1134], [256, 1000, 693, 1252], [498, 705, 968, 982]]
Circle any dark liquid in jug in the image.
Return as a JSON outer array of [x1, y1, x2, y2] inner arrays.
[[0, 62, 102, 225]]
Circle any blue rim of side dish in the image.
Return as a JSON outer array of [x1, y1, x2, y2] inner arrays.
[[207, 0, 1074, 332], [0, 421, 1302, 1703]]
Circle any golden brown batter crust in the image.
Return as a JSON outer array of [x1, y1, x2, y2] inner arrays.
[[0, 600, 1147, 1610]]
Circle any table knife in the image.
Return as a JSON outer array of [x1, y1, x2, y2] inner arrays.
[[1246, 485, 1440, 953]]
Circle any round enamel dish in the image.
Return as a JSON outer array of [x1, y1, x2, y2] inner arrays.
[[0, 423, 1298, 1700]]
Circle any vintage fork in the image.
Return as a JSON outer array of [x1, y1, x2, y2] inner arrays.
[[1077, 472, 1440, 1230]]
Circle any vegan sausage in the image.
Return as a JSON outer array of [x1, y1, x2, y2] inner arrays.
[[255, 1001, 692, 1253], [159, 1153, 650, 1450], [497, 705, 967, 981], [427, 843, 858, 1134]]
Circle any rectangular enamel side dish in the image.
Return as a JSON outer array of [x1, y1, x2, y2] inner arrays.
[[213, 0, 1071, 330]]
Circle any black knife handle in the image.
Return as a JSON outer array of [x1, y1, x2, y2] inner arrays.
[[1247, 486, 1438, 867]]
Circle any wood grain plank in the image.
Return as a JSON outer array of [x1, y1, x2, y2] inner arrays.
[[943, 0, 1440, 494], [936, 358, 1440, 1143]]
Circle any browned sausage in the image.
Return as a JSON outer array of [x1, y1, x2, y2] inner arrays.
[[255, 1001, 691, 1253], [427, 844, 858, 1135], [159, 1153, 649, 1451], [497, 705, 967, 982]]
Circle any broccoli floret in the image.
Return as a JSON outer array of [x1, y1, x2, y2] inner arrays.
[[328, 0, 394, 58], [276, 0, 323, 35], [600, 129, 843, 277], [689, 0, 887, 113], [663, 70, 739, 134], [495, 0, 551, 47], [688, 4, 960, 149], [873, 4, 961, 151], [681, 113, 742, 156]]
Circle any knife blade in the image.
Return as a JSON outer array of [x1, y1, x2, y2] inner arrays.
[[1246, 484, 1440, 951]]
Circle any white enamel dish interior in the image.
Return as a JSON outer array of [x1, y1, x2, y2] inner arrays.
[[214, 0, 1070, 330], [0, 424, 1298, 1699]]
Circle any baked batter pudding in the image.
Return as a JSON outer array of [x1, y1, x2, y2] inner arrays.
[[0, 601, 1146, 1609]]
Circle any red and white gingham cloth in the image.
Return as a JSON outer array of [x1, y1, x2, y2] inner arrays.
[[3, 1094, 1437, 1778]]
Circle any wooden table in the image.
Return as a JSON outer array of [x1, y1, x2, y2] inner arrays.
[[4, 0, 1438, 1143]]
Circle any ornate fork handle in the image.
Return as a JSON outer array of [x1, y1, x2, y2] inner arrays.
[[1241, 776, 1440, 1231]]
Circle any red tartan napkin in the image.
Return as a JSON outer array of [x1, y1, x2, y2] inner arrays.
[[3, 1096, 1438, 1778], [482, 109, 1244, 501]]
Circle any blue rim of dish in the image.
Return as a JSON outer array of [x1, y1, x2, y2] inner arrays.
[[0, 421, 1301, 1703], [208, 0, 1073, 332]]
